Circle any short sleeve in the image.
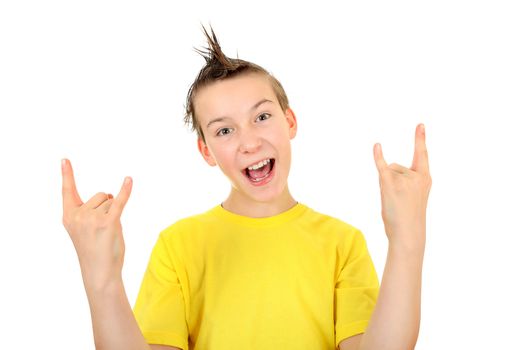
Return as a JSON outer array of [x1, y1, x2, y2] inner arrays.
[[133, 232, 189, 350], [334, 229, 380, 346]]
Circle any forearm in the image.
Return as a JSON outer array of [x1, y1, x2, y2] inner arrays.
[[84, 278, 151, 350], [358, 240, 425, 350]]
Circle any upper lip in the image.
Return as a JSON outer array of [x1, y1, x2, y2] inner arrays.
[[243, 157, 274, 170]]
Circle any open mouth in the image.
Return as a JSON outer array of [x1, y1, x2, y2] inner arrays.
[[243, 158, 275, 183]]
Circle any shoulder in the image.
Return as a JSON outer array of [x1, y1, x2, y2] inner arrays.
[[147, 207, 222, 263], [300, 204, 371, 259], [299, 205, 370, 267], [158, 205, 222, 241], [300, 204, 363, 239]]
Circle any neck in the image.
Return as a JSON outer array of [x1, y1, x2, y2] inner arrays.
[[221, 185, 298, 218]]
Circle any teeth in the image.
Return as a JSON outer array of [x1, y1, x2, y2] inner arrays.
[[247, 158, 270, 170]]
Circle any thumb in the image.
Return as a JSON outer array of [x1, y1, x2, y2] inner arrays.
[[108, 177, 133, 218]]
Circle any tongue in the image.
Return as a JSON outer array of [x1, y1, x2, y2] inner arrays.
[[247, 162, 271, 180]]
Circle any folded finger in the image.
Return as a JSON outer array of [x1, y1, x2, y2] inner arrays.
[[388, 162, 411, 175], [96, 198, 114, 213], [85, 192, 112, 209]]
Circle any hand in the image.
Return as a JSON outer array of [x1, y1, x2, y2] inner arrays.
[[61, 158, 133, 291], [373, 124, 432, 250]]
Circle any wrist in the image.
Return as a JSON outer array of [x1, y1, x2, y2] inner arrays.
[[388, 237, 426, 258], [388, 242, 425, 264], [81, 268, 124, 296]]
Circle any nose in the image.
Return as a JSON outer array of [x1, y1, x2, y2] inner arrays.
[[238, 128, 262, 154]]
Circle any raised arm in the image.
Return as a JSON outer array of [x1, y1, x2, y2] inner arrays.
[[61, 158, 166, 350], [341, 124, 432, 350]]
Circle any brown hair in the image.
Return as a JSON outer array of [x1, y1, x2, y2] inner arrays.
[[184, 24, 290, 144]]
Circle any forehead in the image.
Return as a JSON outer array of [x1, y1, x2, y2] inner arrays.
[[194, 73, 277, 124]]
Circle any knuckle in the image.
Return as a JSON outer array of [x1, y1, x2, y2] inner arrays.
[[72, 211, 84, 225], [417, 176, 432, 191], [105, 211, 119, 224], [419, 172, 431, 182], [380, 173, 392, 186]]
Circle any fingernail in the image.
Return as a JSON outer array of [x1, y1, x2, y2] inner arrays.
[[61, 159, 66, 170], [421, 124, 425, 134], [124, 177, 132, 185]]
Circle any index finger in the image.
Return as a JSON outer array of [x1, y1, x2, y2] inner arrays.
[[373, 143, 388, 175], [61, 158, 83, 211], [410, 123, 430, 174]]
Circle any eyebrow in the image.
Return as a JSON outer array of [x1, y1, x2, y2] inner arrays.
[[206, 99, 273, 129]]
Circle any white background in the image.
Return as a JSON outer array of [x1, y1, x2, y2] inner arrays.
[[1, 0, 524, 349]]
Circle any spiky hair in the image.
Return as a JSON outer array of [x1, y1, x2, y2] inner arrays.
[[184, 24, 290, 143]]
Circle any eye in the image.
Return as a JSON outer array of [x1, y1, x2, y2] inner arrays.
[[256, 113, 271, 122], [216, 128, 233, 137]]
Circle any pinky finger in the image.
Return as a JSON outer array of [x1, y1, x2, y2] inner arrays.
[[108, 177, 133, 217]]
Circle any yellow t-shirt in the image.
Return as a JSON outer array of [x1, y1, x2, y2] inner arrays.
[[133, 203, 379, 350]]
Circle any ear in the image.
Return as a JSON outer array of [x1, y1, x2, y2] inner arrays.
[[285, 108, 298, 140], [197, 137, 217, 166]]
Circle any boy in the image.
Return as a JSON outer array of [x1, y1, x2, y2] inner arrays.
[[61, 26, 431, 350]]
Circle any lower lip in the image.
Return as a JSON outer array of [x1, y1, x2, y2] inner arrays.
[[244, 161, 276, 187]]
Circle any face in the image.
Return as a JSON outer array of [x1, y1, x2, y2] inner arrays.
[[195, 73, 297, 204]]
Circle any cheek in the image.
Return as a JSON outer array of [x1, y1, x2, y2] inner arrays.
[[272, 130, 292, 153], [212, 146, 237, 171]]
